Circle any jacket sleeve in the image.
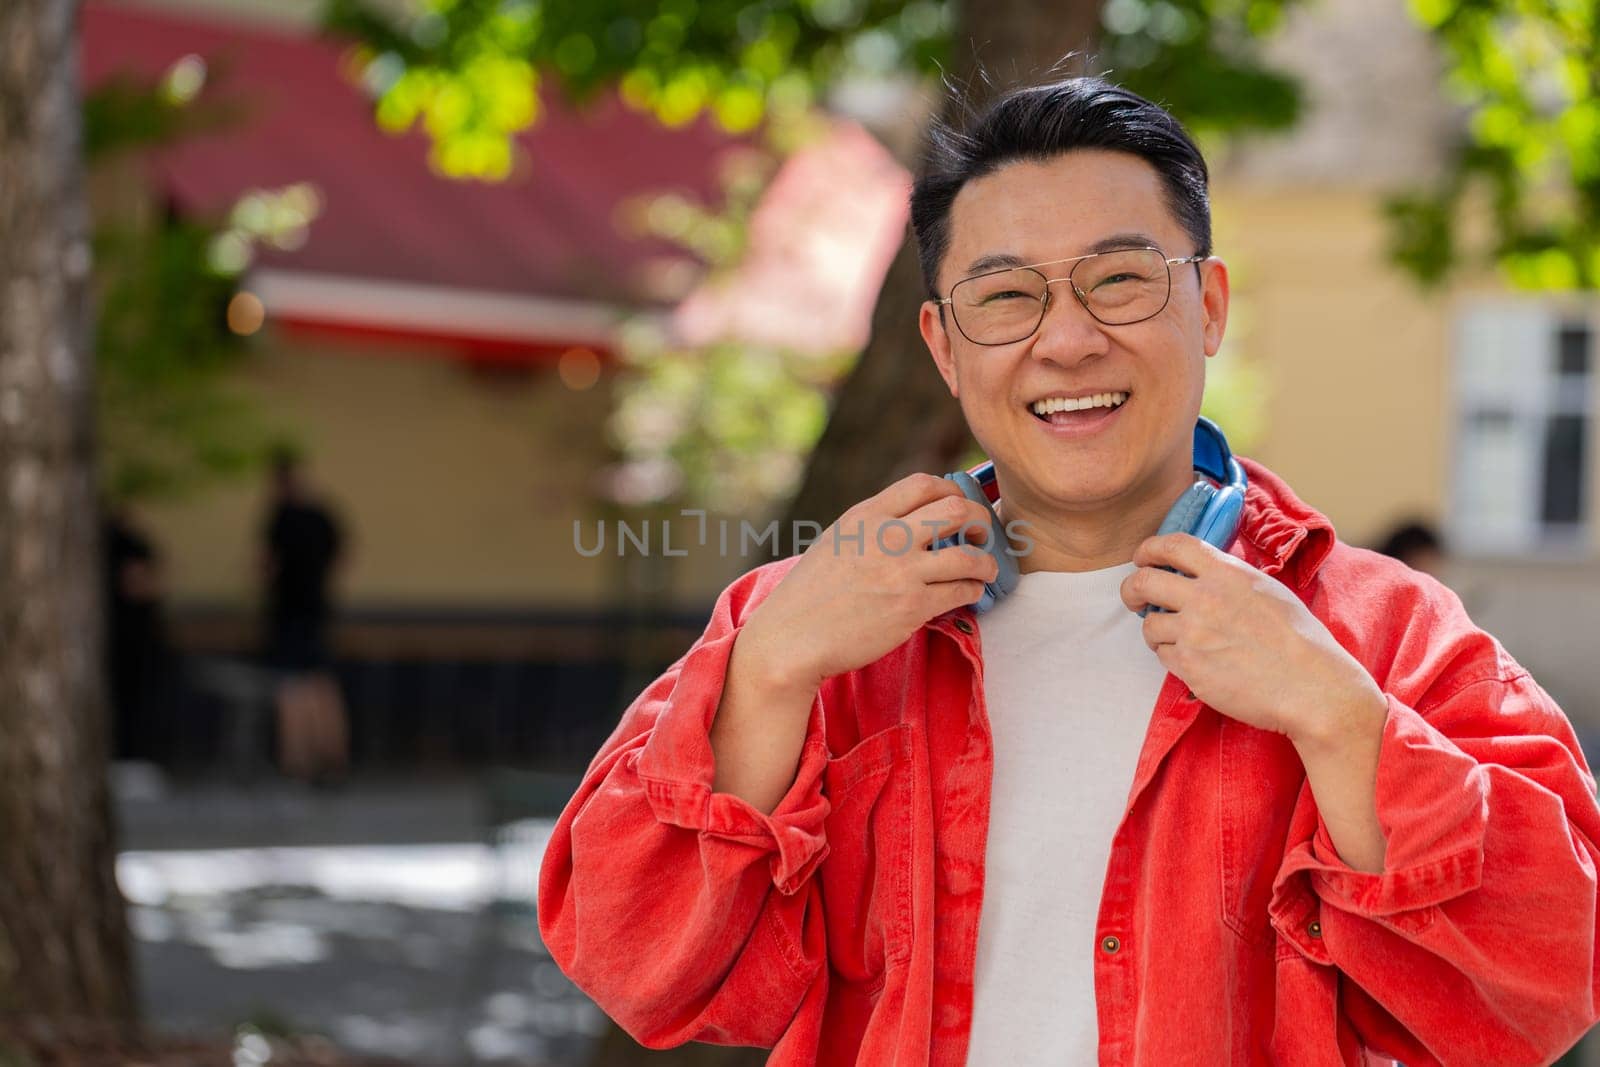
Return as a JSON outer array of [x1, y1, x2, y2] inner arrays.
[[536, 559, 832, 1051], [1271, 624, 1600, 1065]]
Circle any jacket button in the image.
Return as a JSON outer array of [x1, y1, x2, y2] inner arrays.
[[954, 618, 975, 635], [1100, 935, 1121, 954], [1307, 920, 1322, 939]]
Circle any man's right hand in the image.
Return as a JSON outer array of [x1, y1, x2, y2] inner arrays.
[[738, 473, 1003, 696]]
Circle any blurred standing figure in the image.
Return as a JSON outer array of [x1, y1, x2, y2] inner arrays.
[[261, 449, 348, 784], [1375, 519, 1445, 579], [103, 503, 172, 763]]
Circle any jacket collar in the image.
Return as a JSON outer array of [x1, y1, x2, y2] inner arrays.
[[1232, 456, 1337, 589]]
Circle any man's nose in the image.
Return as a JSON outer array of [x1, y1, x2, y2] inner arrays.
[[1028, 281, 1109, 367]]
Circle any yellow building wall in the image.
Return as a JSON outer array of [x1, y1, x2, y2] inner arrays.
[[1216, 186, 1600, 559], [138, 334, 741, 611], [140, 339, 556, 606], [1211, 187, 1454, 549]]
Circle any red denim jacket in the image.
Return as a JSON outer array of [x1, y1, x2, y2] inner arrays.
[[539, 458, 1600, 1065]]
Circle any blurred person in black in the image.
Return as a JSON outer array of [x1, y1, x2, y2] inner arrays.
[[261, 448, 348, 784], [103, 502, 172, 763]]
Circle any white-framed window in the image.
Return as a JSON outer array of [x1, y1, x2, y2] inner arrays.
[[1450, 302, 1594, 556]]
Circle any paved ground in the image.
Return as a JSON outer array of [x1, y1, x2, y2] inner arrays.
[[114, 766, 1599, 1067], [115, 766, 606, 1066]]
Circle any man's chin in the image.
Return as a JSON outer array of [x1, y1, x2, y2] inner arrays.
[[1010, 473, 1131, 514]]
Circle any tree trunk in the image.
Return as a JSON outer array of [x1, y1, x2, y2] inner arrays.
[[779, 0, 1103, 534], [0, 0, 136, 1030]]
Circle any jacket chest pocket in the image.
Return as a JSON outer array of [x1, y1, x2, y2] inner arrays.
[[1218, 719, 1304, 947], [819, 721, 915, 990]]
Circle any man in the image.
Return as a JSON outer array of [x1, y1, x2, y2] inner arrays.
[[261, 449, 348, 784], [539, 78, 1600, 1064], [103, 502, 172, 763]]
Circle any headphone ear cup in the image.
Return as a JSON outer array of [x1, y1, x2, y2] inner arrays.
[[1157, 481, 1216, 537], [940, 471, 1020, 613], [1139, 481, 1216, 619], [1192, 484, 1245, 552]]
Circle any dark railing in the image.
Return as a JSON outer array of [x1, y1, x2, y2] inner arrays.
[[133, 603, 712, 777]]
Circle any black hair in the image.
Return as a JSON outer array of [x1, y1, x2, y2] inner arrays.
[[910, 76, 1212, 299], [1375, 521, 1443, 562]]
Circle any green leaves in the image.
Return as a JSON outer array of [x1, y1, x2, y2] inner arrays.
[[322, 0, 952, 178], [1385, 1, 1600, 289], [607, 331, 841, 513], [86, 74, 292, 502], [323, 0, 1317, 184], [93, 216, 284, 501], [84, 64, 242, 162], [604, 154, 848, 514], [1096, 0, 1308, 135]]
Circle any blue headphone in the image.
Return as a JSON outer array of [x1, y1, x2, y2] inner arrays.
[[938, 416, 1248, 614]]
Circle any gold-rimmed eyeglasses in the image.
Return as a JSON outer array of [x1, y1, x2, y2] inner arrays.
[[935, 247, 1208, 346]]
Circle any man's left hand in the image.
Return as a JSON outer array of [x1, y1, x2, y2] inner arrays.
[[1119, 533, 1384, 744]]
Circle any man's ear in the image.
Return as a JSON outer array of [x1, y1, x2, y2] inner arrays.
[[919, 300, 960, 397], [1199, 257, 1230, 358]]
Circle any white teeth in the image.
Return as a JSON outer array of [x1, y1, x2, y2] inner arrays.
[[1029, 391, 1128, 415]]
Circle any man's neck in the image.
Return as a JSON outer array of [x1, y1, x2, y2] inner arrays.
[[997, 464, 1198, 574]]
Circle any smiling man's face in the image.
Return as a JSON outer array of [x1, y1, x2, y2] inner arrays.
[[919, 148, 1230, 524]]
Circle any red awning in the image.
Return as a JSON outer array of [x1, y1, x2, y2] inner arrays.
[[79, 2, 749, 360]]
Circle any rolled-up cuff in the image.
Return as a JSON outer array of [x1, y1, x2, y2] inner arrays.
[[636, 625, 832, 895], [1271, 693, 1491, 954]]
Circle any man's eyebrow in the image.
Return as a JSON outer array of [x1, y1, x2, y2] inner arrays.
[[961, 233, 1167, 277], [1087, 231, 1163, 254], [963, 252, 1027, 276]]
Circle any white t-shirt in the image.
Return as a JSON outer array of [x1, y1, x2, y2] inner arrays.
[[965, 562, 1171, 1064]]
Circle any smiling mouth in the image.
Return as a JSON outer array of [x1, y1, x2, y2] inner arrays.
[[1029, 391, 1129, 422]]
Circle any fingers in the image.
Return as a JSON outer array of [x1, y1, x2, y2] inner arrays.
[[831, 473, 998, 623], [1139, 608, 1181, 651], [1119, 564, 1194, 615], [871, 472, 966, 521], [922, 536, 1000, 585], [904, 492, 994, 551], [856, 474, 997, 556], [931, 577, 989, 615], [1131, 532, 1226, 577]]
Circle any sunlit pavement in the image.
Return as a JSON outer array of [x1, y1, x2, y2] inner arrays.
[[116, 768, 1597, 1067], [114, 767, 607, 1066]]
